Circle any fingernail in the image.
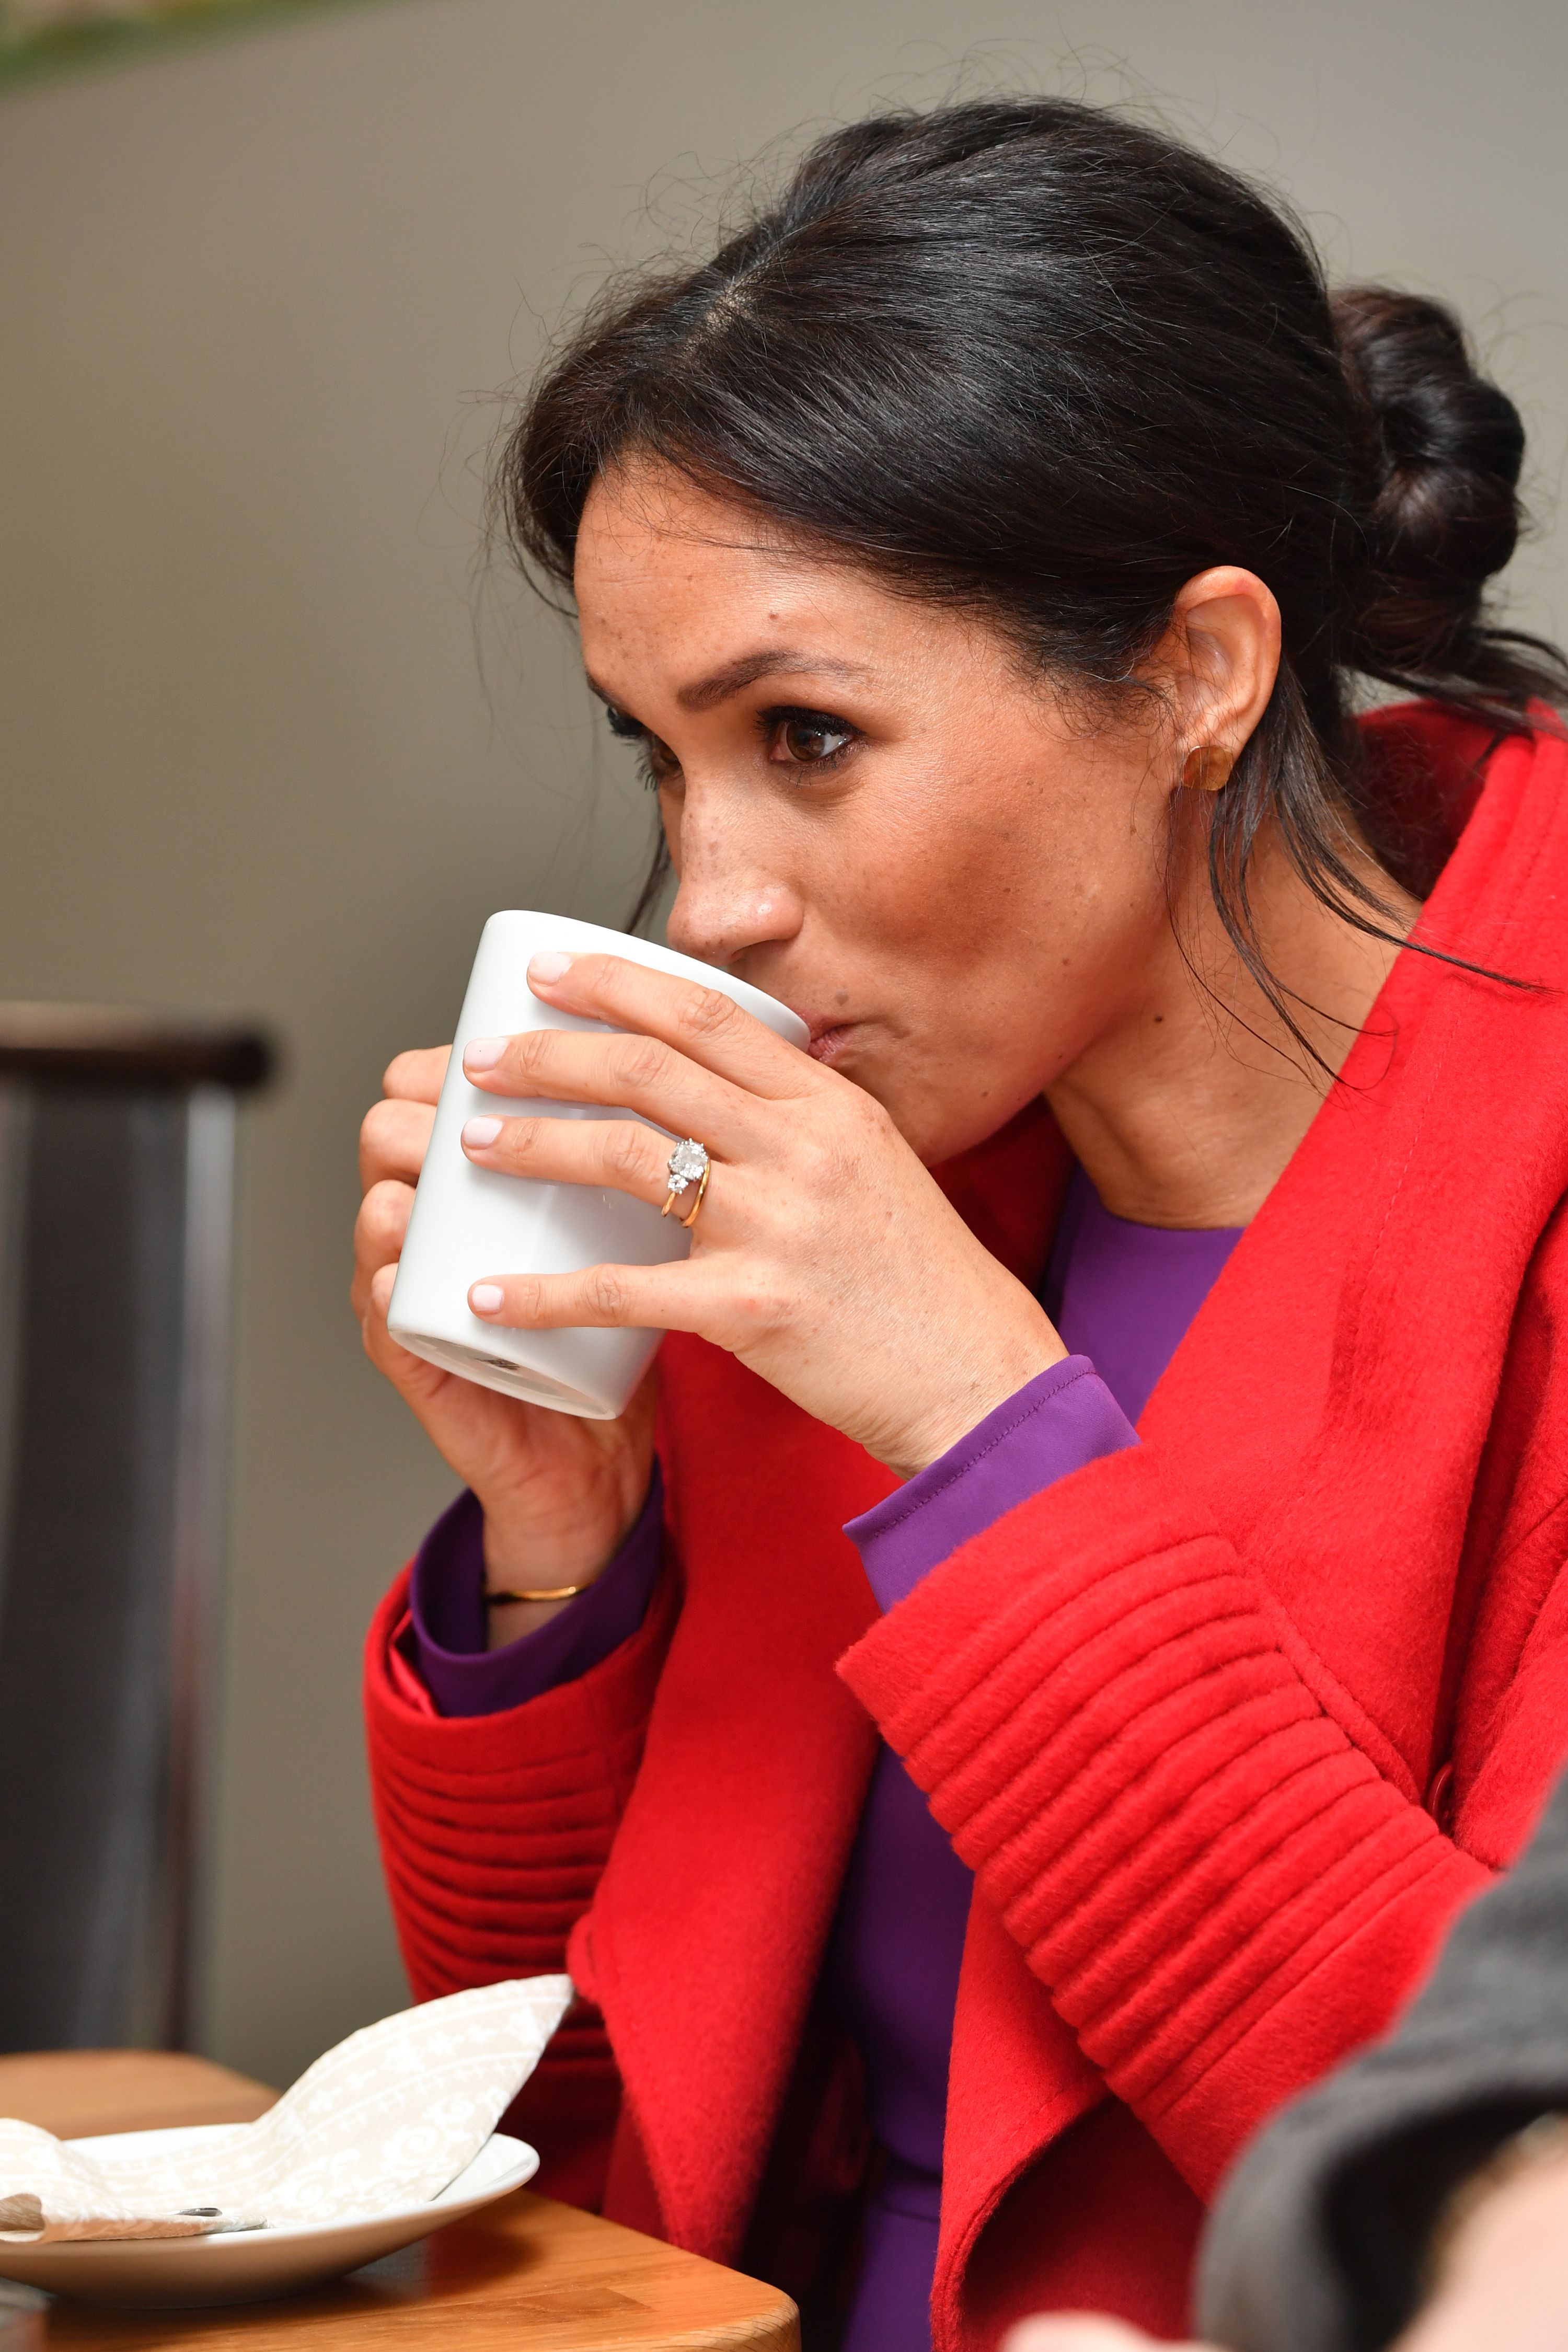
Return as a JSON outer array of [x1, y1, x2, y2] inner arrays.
[[463, 1036, 506, 1071], [528, 951, 573, 986], [469, 1283, 505, 1316], [462, 1116, 503, 1150]]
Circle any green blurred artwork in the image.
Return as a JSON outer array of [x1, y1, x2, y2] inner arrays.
[[0, 0, 358, 85]]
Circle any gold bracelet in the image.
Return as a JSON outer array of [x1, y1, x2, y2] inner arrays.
[[484, 1582, 586, 1605]]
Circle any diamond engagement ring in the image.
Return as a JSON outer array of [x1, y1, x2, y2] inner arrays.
[[661, 1137, 711, 1229]]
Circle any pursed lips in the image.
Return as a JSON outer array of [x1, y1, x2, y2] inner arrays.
[[801, 1017, 860, 1066]]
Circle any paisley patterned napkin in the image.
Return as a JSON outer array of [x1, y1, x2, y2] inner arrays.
[[0, 1975, 572, 2245]]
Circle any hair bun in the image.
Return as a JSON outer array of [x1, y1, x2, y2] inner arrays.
[[1333, 286, 1526, 679]]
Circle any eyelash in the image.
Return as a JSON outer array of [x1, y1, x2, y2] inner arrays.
[[602, 704, 862, 789]]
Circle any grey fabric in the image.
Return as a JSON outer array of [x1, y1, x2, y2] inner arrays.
[[1197, 1770, 1568, 2352]]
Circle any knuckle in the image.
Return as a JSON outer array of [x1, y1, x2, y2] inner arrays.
[[382, 1046, 445, 1102], [604, 1122, 651, 1181], [677, 985, 742, 1043], [360, 1098, 395, 1155], [836, 1086, 891, 1151], [733, 1279, 789, 1333], [612, 1036, 668, 1094], [854, 1088, 896, 1140], [802, 1090, 889, 1186], [586, 1267, 630, 1321], [362, 1179, 411, 1243], [514, 1028, 556, 1083], [361, 1098, 431, 1184], [794, 1125, 849, 1193]]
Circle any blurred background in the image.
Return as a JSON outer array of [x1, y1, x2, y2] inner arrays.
[[0, 0, 1563, 2092]]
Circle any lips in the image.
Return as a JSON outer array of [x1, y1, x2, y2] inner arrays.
[[804, 1020, 857, 1066]]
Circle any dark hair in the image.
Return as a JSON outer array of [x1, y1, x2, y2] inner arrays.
[[497, 98, 1567, 1046]]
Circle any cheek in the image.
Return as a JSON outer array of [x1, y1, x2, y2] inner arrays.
[[851, 756, 1160, 981]]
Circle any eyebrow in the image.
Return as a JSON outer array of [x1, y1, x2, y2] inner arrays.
[[585, 648, 874, 718]]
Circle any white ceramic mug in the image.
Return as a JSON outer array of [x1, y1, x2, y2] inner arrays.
[[387, 912, 809, 1418]]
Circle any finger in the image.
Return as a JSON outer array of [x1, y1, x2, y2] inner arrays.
[[352, 1179, 414, 1294], [461, 1021, 762, 1154], [467, 1261, 708, 1335], [360, 1260, 454, 1404], [460, 1112, 705, 1215], [524, 951, 815, 1100], [360, 1096, 435, 1190], [383, 1044, 451, 1103]]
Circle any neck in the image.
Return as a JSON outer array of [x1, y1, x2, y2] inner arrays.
[[1045, 832, 1420, 1229]]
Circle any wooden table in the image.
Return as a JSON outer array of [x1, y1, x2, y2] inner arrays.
[[0, 2053, 798, 2351]]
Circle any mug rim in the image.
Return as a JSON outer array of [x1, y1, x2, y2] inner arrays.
[[483, 912, 808, 1044]]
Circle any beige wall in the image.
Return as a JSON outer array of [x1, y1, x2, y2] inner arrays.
[[1, 0, 1564, 2088]]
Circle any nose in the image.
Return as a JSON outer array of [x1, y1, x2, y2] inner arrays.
[[664, 790, 805, 973]]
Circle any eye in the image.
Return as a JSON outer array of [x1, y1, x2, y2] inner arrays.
[[603, 705, 679, 790], [764, 708, 860, 770]]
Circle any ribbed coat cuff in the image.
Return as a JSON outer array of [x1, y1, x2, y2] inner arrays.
[[365, 1562, 680, 2001]]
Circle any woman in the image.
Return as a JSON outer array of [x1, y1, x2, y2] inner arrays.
[[352, 98, 1568, 2351]]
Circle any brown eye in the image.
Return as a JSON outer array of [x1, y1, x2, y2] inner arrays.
[[770, 712, 856, 766]]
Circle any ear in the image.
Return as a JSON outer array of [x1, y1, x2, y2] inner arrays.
[[1157, 567, 1282, 793]]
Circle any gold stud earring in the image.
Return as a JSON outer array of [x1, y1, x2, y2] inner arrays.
[[1181, 746, 1233, 792]]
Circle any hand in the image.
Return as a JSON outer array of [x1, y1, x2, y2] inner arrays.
[[997, 2141, 1568, 2352], [1001, 2325, 1213, 2352], [352, 1044, 656, 1641], [456, 953, 1065, 1477], [1404, 2136, 1568, 2352]]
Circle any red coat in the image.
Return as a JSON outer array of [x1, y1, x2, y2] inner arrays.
[[366, 706, 1568, 2347]]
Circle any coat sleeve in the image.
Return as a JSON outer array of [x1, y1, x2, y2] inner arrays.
[[363, 1556, 681, 2205], [836, 1440, 1546, 2200]]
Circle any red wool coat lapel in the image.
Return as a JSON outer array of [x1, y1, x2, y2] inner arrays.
[[572, 1342, 887, 2256], [572, 1104, 1076, 2257], [1143, 717, 1568, 1786]]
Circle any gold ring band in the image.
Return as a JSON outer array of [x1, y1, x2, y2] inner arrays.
[[678, 1158, 710, 1229], [660, 1139, 711, 1229], [486, 1583, 585, 1605]]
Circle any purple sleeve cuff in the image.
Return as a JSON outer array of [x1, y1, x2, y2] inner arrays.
[[407, 1463, 664, 1719], [845, 1356, 1137, 1613]]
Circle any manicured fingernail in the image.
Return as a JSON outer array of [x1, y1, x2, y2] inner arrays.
[[463, 1036, 506, 1071], [462, 1117, 503, 1150], [469, 1283, 505, 1316], [528, 951, 573, 986]]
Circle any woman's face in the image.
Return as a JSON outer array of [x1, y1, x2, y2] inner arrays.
[[573, 464, 1198, 1168]]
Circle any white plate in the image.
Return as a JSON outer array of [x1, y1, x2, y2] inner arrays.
[[0, 2124, 539, 2308]]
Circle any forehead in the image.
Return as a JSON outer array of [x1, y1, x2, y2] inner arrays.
[[571, 459, 1034, 718], [575, 461, 808, 588], [574, 463, 890, 672]]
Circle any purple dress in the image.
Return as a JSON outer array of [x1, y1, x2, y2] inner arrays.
[[406, 1167, 1241, 2349]]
